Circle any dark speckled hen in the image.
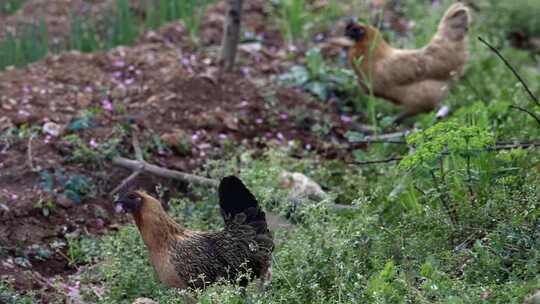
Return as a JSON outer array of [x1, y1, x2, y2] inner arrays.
[[114, 176, 274, 290]]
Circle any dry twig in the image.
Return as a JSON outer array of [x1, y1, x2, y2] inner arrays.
[[110, 131, 218, 197], [478, 37, 539, 106], [350, 141, 540, 165], [26, 134, 39, 172], [478, 36, 540, 125]]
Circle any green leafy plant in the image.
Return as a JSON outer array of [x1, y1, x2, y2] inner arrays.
[[399, 120, 495, 172], [33, 197, 55, 217], [67, 110, 97, 132], [278, 48, 357, 101], [40, 169, 96, 204]]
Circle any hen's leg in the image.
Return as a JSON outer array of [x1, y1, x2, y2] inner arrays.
[[257, 266, 272, 292]]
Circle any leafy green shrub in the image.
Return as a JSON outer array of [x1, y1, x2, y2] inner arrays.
[[277, 48, 357, 101], [40, 169, 96, 204], [63, 134, 122, 165]]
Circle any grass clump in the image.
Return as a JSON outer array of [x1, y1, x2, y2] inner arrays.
[[0, 0, 213, 70], [0, 0, 27, 15]]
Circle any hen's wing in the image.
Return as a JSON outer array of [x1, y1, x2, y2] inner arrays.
[[170, 224, 272, 289]]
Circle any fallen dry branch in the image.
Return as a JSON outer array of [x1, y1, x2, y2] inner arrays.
[[111, 157, 219, 188], [110, 132, 218, 197]]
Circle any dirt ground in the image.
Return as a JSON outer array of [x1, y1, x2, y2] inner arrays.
[[0, 1, 361, 300]]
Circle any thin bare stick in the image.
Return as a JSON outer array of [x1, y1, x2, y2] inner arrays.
[[109, 130, 145, 196], [27, 134, 38, 172], [350, 141, 540, 165], [109, 170, 142, 197], [364, 130, 414, 141], [478, 36, 539, 106], [491, 141, 540, 151], [112, 156, 219, 188], [352, 138, 540, 146], [509, 105, 540, 126], [353, 156, 404, 165], [350, 140, 407, 145]]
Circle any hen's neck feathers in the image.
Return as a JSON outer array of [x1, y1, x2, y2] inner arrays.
[[353, 26, 393, 58], [132, 191, 187, 250]]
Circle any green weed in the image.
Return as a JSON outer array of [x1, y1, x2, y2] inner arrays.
[[0, 0, 27, 15]]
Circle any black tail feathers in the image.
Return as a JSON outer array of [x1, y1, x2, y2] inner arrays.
[[218, 176, 268, 233]]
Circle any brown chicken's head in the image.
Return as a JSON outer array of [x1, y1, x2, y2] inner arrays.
[[114, 191, 144, 213], [345, 19, 367, 42]]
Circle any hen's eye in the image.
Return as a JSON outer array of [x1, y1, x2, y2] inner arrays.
[[128, 193, 138, 200]]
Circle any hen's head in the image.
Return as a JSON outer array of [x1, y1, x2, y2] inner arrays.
[[345, 20, 367, 42], [114, 191, 144, 213]]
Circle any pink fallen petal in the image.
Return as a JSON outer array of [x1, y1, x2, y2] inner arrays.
[[112, 60, 125, 68], [101, 99, 113, 111], [340, 115, 352, 123]]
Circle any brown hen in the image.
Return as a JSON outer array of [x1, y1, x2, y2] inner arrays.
[[114, 176, 274, 290], [345, 3, 471, 123]]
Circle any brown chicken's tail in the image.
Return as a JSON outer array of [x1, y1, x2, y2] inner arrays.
[[437, 2, 470, 41], [218, 176, 269, 234]]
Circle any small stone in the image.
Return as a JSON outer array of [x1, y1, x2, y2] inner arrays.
[[42, 122, 63, 137], [280, 171, 327, 201], [525, 289, 540, 304], [133, 298, 159, 304]]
